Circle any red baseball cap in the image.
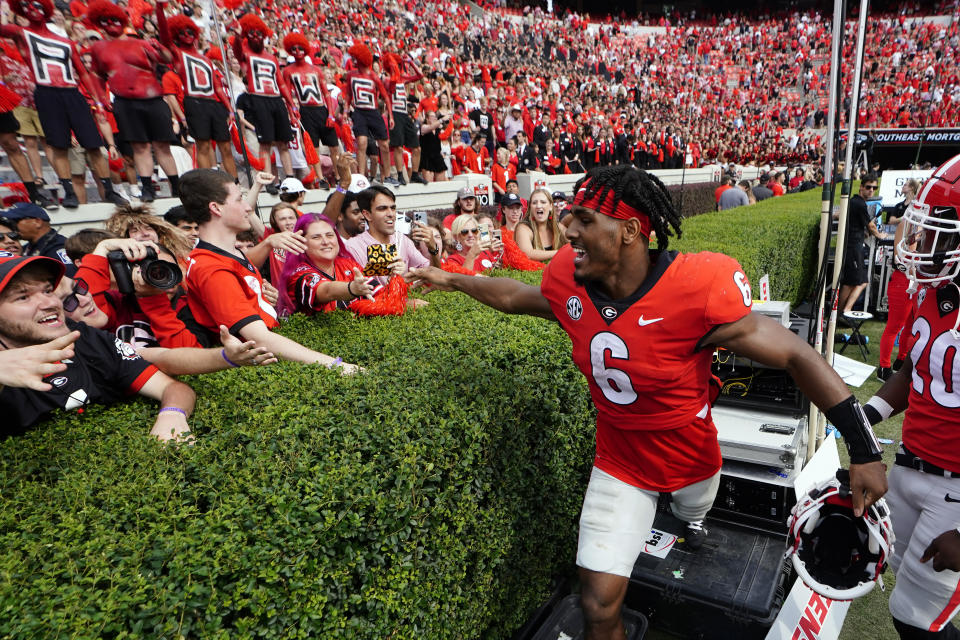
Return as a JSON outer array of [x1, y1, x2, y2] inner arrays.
[[0, 255, 65, 298]]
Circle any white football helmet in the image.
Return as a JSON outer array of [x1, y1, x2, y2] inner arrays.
[[786, 472, 894, 601], [897, 154, 960, 286]]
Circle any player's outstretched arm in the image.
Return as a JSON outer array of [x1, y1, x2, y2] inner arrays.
[[406, 266, 555, 319], [704, 312, 887, 516]]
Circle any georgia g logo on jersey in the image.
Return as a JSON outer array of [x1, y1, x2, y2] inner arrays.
[[25, 31, 75, 86], [351, 76, 376, 109]]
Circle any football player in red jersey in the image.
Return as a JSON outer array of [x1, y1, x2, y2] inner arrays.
[[861, 154, 960, 640], [280, 32, 339, 185], [86, 0, 182, 202], [408, 164, 887, 640], [155, 0, 237, 180], [231, 14, 297, 184], [0, 0, 126, 208]]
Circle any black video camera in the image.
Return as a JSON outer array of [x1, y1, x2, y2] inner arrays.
[[107, 247, 182, 296]]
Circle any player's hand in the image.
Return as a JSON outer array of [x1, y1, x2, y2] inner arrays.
[[406, 266, 457, 291], [848, 460, 888, 517], [349, 268, 375, 300], [261, 280, 279, 306], [266, 230, 307, 255], [921, 529, 960, 572], [0, 331, 79, 391], [219, 325, 277, 368]]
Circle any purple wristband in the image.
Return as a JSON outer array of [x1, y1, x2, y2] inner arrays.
[[327, 357, 343, 369], [159, 407, 188, 418], [221, 348, 240, 368]]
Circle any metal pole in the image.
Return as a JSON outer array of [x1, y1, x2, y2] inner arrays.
[[824, 0, 871, 437], [809, 0, 848, 460], [209, 7, 254, 188]]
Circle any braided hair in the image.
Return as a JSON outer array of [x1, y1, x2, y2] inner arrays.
[[573, 165, 683, 249]]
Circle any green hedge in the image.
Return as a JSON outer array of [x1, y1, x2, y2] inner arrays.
[[667, 181, 720, 219], [670, 189, 822, 305], [0, 278, 595, 639]]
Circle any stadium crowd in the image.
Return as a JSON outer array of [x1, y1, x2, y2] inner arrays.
[[0, 0, 956, 208]]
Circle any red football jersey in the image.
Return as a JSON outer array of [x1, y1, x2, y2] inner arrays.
[[541, 246, 753, 491], [185, 240, 279, 337], [901, 284, 960, 472]]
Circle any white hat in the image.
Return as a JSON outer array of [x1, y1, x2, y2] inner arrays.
[[348, 173, 370, 193], [279, 177, 306, 194]]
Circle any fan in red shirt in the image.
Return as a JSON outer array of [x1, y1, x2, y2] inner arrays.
[[408, 164, 886, 640], [281, 32, 340, 185], [0, 0, 125, 209], [156, 0, 237, 180], [342, 42, 392, 182], [231, 14, 297, 183], [86, 0, 182, 202]]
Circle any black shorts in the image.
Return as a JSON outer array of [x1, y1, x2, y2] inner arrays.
[[245, 94, 293, 143], [33, 86, 103, 149], [389, 111, 419, 149], [351, 107, 387, 140], [300, 105, 339, 147], [0, 110, 18, 134], [113, 96, 177, 144], [841, 242, 867, 286], [184, 97, 230, 142]]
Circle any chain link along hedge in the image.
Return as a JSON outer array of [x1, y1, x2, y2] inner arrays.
[[0, 196, 821, 639]]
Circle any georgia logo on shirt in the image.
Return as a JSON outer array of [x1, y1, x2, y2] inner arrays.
[[114, 337, 140, 361], [566, 295, 583, 320]]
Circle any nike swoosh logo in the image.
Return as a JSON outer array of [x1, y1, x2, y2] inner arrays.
[[637, 316, 664, 326], [945, 494, 960, 503]]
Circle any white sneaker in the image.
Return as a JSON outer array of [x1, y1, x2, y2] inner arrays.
[[113, 183, 132, 203], [128, 184, 142, 198]]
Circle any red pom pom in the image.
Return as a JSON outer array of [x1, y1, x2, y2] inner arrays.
[[69, 0, 87, 17], [206, 46, 223, 62], [220, 0, 245, 10], [302, 168, 316, 185], [0, 83, 23, 112], [108, 156, 125, 173], [301, 130, 319, 165]]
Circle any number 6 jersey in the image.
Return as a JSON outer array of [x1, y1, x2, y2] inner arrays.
[[541, 245, 752, 491]]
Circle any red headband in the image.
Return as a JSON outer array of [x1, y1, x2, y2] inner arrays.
[[572, 179, 652, 238]]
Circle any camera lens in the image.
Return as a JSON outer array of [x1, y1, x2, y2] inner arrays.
[[142, 259, 183, 290]]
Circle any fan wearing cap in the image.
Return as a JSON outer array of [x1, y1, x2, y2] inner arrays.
[[0, 255, 195, 441], [86, 0, 182, 203], [0, 0, 126, 209], [408, 165, 887, 640], [4, 202, 73, 273], [155, 0, 238, 180]]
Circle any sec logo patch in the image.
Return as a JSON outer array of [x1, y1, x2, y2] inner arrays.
[[566, 296, 583, 320]]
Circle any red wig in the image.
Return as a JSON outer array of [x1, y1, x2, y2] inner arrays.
[[85, 0, 128, 26], [348, 42, 373, 68], [167, 14, 200, 36], [239, 13, 270, 36], [206, 46, 223, 62], [14, 0, 54, 19], [282, 32, 310, 53]]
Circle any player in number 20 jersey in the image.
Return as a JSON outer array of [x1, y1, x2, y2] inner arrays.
[[407, 164, 887, 640], [861, 153, 960, 640]]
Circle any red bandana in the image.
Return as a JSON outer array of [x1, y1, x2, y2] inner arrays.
[[572, 178, 652, 238]]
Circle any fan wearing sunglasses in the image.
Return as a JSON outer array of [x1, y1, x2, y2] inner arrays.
[[0, 219, 23, 256], [446, 214, 503, 273], [836, 173, 889, 314]]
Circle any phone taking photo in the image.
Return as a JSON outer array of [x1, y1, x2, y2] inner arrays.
[[413, 211, 428, 226], [478, 222, 491, 248]]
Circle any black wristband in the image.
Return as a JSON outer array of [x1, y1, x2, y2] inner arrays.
[[346, 280, 355, 297], [862, 404, 882, 426], [825, 395, 883, 464]]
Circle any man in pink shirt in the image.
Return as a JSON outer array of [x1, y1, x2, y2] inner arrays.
[[344, 185, 441, 286]]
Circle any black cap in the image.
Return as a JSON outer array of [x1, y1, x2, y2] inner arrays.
[[501, 193, 522, 207], [3, 202, 49, 222]]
